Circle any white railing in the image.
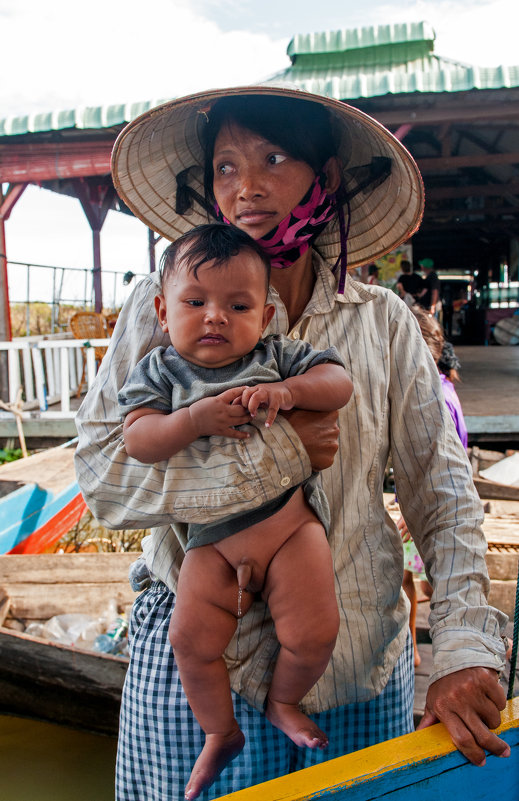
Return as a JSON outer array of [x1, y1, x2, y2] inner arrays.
[[0, 336, 110, 418]]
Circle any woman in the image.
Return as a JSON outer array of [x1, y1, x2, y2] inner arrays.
[[75, 86, 508, 801]]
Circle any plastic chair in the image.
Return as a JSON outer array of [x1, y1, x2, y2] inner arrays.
[[69, 311, 108, 396]]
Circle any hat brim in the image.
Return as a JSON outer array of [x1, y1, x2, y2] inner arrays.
[[112, 85, 424, 269]]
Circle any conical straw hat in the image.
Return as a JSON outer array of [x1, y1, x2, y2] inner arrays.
[[112, 85, 424, 269]]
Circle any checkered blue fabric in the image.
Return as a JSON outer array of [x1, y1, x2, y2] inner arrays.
[[116, 583, 414, 801]]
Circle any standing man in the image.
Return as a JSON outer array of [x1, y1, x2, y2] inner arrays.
[[418, 257, 441, 317]]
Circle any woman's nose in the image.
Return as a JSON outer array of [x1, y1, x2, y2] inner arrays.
[[238, 167, 266, 200]]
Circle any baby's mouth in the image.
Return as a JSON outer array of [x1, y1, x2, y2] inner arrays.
[[199, 334, 228, 344]]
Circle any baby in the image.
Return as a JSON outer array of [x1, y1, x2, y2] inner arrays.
[[118, 223, 353, 800]]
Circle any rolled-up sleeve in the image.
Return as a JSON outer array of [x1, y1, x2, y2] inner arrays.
[[388, 302, 507, 681], [74, 275, 312, 530]]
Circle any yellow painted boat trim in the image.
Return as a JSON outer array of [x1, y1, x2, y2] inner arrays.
[[215, 697, 519, 800]]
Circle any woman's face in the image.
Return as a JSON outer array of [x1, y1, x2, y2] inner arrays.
[[212, 122, 316, 240]]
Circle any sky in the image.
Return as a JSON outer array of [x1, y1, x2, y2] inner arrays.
[[2, 0, 519, 308]]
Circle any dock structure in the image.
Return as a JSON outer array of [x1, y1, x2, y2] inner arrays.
[[0, 341, 518, 443], [457, 345, 519, 444]]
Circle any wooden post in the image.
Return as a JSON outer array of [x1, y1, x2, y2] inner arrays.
[[0, 184, 27, 397], [74, 181, 117, 314]]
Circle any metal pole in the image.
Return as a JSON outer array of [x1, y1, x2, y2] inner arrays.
[[148, 228, 156, 273], [26, 264, 31, 336], [92, 228, 103, 312]]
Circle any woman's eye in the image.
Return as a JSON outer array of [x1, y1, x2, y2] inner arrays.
[[267, 153, 287, 166], [216, 163, 233, 175]]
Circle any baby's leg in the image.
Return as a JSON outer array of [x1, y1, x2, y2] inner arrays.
[[170, 547, 254, 800], [263, 520, 339, 749]]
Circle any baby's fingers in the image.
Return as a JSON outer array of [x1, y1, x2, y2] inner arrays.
[[245, 388, 267, 417], [224, 427, 250, 440], [265, 404, 279, 428]]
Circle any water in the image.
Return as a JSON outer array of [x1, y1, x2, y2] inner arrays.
[[0, 715, 117, 801]]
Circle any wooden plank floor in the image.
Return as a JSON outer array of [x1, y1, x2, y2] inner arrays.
[[455, 345, 519, 441], [455, 345, 519, 417]]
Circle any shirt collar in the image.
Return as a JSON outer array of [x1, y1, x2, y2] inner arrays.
[[311, 252, 378, 312], [266, 250, 377, 334]]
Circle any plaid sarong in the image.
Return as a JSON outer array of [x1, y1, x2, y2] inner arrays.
[[116, 583, 414, 801]]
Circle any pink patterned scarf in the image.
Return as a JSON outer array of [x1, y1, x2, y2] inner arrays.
[[214, 171, 337, 269]]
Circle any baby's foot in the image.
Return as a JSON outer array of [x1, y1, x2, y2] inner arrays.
[[266, 698, 328, 749], [184, 727, 245, 800]]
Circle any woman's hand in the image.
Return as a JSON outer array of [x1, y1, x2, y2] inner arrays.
[[281, 409, 339, 471], [418, 667, 509, 766]]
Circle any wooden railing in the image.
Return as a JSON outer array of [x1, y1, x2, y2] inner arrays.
[[0, 335, 110, 418]]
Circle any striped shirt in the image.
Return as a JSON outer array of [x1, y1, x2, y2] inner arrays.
[[75, 252, 507, 714]]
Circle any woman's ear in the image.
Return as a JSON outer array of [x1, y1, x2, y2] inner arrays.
[[323, 157, 342, 194], [154, 294, 169, 332]]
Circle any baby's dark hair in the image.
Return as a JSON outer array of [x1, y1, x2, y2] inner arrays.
[[160, 223, 271, 291]]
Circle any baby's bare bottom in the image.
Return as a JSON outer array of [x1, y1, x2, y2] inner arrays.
[[169, 488, 339, 800]]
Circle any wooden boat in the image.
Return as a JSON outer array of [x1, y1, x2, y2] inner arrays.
[[469, 446, 519, 502], [493, 315, 519, 346], [0, 552, 136, 734], [213, 698, 519, 800], [0, 441, 87, 554]]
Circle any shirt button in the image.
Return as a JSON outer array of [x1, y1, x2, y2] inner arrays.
[[280, 476, 291, 487], [291, 330, 300, 340]]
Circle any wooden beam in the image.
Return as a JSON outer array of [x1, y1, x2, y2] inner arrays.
[[423, 204, 519, 220], [377, 102, 519, 127], [418, 152, 519, 172], [426, 181, 519, 200]]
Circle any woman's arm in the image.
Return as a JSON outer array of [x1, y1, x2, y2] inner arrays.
[[387, 297, 508, 765]]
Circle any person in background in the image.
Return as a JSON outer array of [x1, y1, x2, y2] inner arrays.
[[398, 306, 468, 667], [417, 257, 441, 317], [367, 263, 380, 285], [396, 259, 424, 307]]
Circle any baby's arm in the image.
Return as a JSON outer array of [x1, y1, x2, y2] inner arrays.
[[238, 363, 353, 428], [123, 386, 252, 463]]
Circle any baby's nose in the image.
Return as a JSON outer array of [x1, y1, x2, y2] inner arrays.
[[204, 305, 228, 324]]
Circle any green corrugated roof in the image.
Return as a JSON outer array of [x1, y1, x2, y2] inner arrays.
[[273, 20, 519, 99], [0, 97, 172, 138], [2, 20, 519, 139], [287, 21, 435, 60]]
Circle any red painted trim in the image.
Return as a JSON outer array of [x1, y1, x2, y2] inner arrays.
[[0, 141, 114, 182], [8, 492, 88, 554]]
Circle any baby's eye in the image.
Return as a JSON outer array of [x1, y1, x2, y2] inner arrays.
[[231, 304, 248, 312], [267, 153, 287, 166], [187, 299, 204, 307]]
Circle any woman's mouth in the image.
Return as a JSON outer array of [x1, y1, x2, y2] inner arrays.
[[236, 210, 276, 226]]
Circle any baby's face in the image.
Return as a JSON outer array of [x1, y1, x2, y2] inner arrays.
[[155, 250, 274, 368]]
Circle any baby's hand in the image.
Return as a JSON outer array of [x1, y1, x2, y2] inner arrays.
[[236, 383, 295, 428], [189, 387, 252, 439]]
